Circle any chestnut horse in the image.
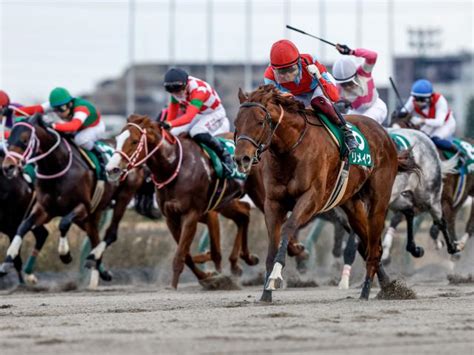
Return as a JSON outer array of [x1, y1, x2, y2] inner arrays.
[[107, 114, 273, 288], [234, 85, 419, 302], [391, 113, 474, 250], [0, 149, 49, 284], [1, 114, 143, 284]]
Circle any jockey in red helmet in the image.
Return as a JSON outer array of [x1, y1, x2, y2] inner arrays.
[[264, 39, 357, 151]]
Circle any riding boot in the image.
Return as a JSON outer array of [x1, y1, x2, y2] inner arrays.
[[311, 96, 358, 152], [90, 145, 107, 180], [431, 137, 467, 166], [193, 133, 236, 178]]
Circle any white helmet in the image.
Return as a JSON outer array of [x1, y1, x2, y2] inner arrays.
[[332, 57, 357, 84]]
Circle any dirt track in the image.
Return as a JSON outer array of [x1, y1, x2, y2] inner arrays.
[[0, 280, 473, 355]]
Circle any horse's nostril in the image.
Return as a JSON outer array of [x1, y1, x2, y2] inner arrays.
[[242, 156, 252, 165]]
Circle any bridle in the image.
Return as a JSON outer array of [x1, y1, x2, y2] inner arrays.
[[235, 101, 307, 163], [114, 122, 183, 189], [3, 121, 73, 179]]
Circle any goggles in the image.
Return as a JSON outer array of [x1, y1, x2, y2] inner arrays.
[[273, 64, 299, 84], [164, 82, 186, 93], [53, 104, 69, 113]]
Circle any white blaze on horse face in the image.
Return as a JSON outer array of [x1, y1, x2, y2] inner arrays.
[[107, 130, 130, 171]]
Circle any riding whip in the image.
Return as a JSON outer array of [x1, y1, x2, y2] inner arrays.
[[286, 25, 336, 47]]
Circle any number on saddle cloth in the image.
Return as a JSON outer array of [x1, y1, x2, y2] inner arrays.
[[317, 113, 373, 168], [199, 138, 246, 180]]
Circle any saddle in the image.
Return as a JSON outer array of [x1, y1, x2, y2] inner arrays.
[[198, 137, 246, 180]]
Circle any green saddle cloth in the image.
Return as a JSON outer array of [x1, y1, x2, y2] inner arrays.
[[390, 133, 411, 152], [79, 141, 114, 179], [318, 114, 373, 167], [199, 137, 246, 180], [441, 138, 474, 174]]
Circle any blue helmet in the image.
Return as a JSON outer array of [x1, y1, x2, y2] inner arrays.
[[411, 79, 433, 97]]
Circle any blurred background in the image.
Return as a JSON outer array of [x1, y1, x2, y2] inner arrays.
[[1, 0, 473, 137]]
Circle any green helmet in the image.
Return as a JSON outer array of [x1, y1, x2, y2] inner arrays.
[[49, 87, 73, 107]]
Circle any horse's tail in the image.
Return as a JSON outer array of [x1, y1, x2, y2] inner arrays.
[[440, 154, 459, 177], [397, 148, 422, 180]]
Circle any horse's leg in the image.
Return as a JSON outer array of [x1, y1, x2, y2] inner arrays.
[[403, 209, 424, 258], [12, 253, 24, 284], [332, 220, 346, 258], [0, 205, 50, 276], [338, 232, 357, 290], [382, 211, 403, 263], [205, 211, 222, 272], [170, 212, 208, 289], [58, 204, 88, 264], [458, 197, 474, 250], [435, 198, 459, 255], [261, 200, 287, 303], [21, 225, 49, 285], [220, 200, 257, 276], [267, 191, 317, 292]]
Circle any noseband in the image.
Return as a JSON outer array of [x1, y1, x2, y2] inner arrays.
[[235, 102, 284, 163]]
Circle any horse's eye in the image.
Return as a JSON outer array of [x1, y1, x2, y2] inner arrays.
[[131, 139, 138, 145]]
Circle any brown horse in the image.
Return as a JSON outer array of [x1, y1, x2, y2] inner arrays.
[[391, 112, 474, 250], [234, 85, 419, 302], [106, 114, 270, 288], [1, 114, 143, 284]]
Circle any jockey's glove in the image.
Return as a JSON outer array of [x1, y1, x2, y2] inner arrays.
[[410, 116, 425, 126], [158, 121, 172, 130], [307, 64, 322, 79], [336, 44, 354, 55], [0, 107, 13, 117], [396, 107, 409, 118]]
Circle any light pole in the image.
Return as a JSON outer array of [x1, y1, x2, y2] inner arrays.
[[244, 0, 252, 91], [126, 0, 136, 116], [206, 0, 214, 86]]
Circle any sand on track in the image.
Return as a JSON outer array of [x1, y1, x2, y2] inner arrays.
[[0, 281, 473, 355]]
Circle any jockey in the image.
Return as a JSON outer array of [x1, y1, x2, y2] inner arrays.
[[332, 45, 388, 126], [398, 79, 465, 159], [0, 90, 25, 140], [160, 68, 236, 178], [17, 87, 107, 179], [264, 39, 358, 151]]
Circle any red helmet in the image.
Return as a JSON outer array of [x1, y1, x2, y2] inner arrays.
[[0, 90, 10, 107], [270, 40, 300, 69]]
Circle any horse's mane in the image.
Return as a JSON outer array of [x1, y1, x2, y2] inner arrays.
[[247, 84, 314, 116]]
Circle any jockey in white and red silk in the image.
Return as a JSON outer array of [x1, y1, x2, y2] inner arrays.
[[264, 39, 358, 151], [398, 79, 465, 159], [161, 68, 236, 178], [15, 87, 108, 179], [332, 45, 388, 126]]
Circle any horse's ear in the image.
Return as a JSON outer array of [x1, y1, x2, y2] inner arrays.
[[127, 113, 145, 124], [238, 88, 248, 104], [28, 113, 43, 126]]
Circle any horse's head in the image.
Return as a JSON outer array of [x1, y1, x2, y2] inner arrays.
[[107, 114, 163, 181], [234, 85, 287, 174], [2, 114, 45, 178]]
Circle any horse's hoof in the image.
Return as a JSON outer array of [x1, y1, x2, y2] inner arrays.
[[59, 253, 73, 264], [241, 254, 259, 266], [260, 290, 273, 303], [296, 259, 308, 275], [265, 263, 283, 291], [99, 269, 113, 282], [84, 258, 96, 269], [230, 264, 243, 277], [24, 273, 38, 285], [450, 252, 462, 261], [338, 276, 350, 290], [359, 280, 371, 300], [410, 246, 424, 258], [0, 261, 14, 277], [287, 242, 305, 257]]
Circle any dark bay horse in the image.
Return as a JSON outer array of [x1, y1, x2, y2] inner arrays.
[[234, 85, 418, 301], [107, 114, 267, 288], [1, 114, 143, 285], [0, 149, 49, 284], [391, 113, 474, 251]]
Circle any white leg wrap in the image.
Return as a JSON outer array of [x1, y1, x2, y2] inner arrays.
[[89, 269, 100, 289], [265, 262, 283, 291], [7, 235, 23, 259], [382, 227, 396, 260], [456, 233, 469, 251], [91, 241, 107, 260], [338, 264, 351, 290], [58, 237, 70, 255], [25, 273, 38, 285]]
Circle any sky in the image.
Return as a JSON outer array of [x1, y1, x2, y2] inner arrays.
[[0, 0, 473, 103]]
